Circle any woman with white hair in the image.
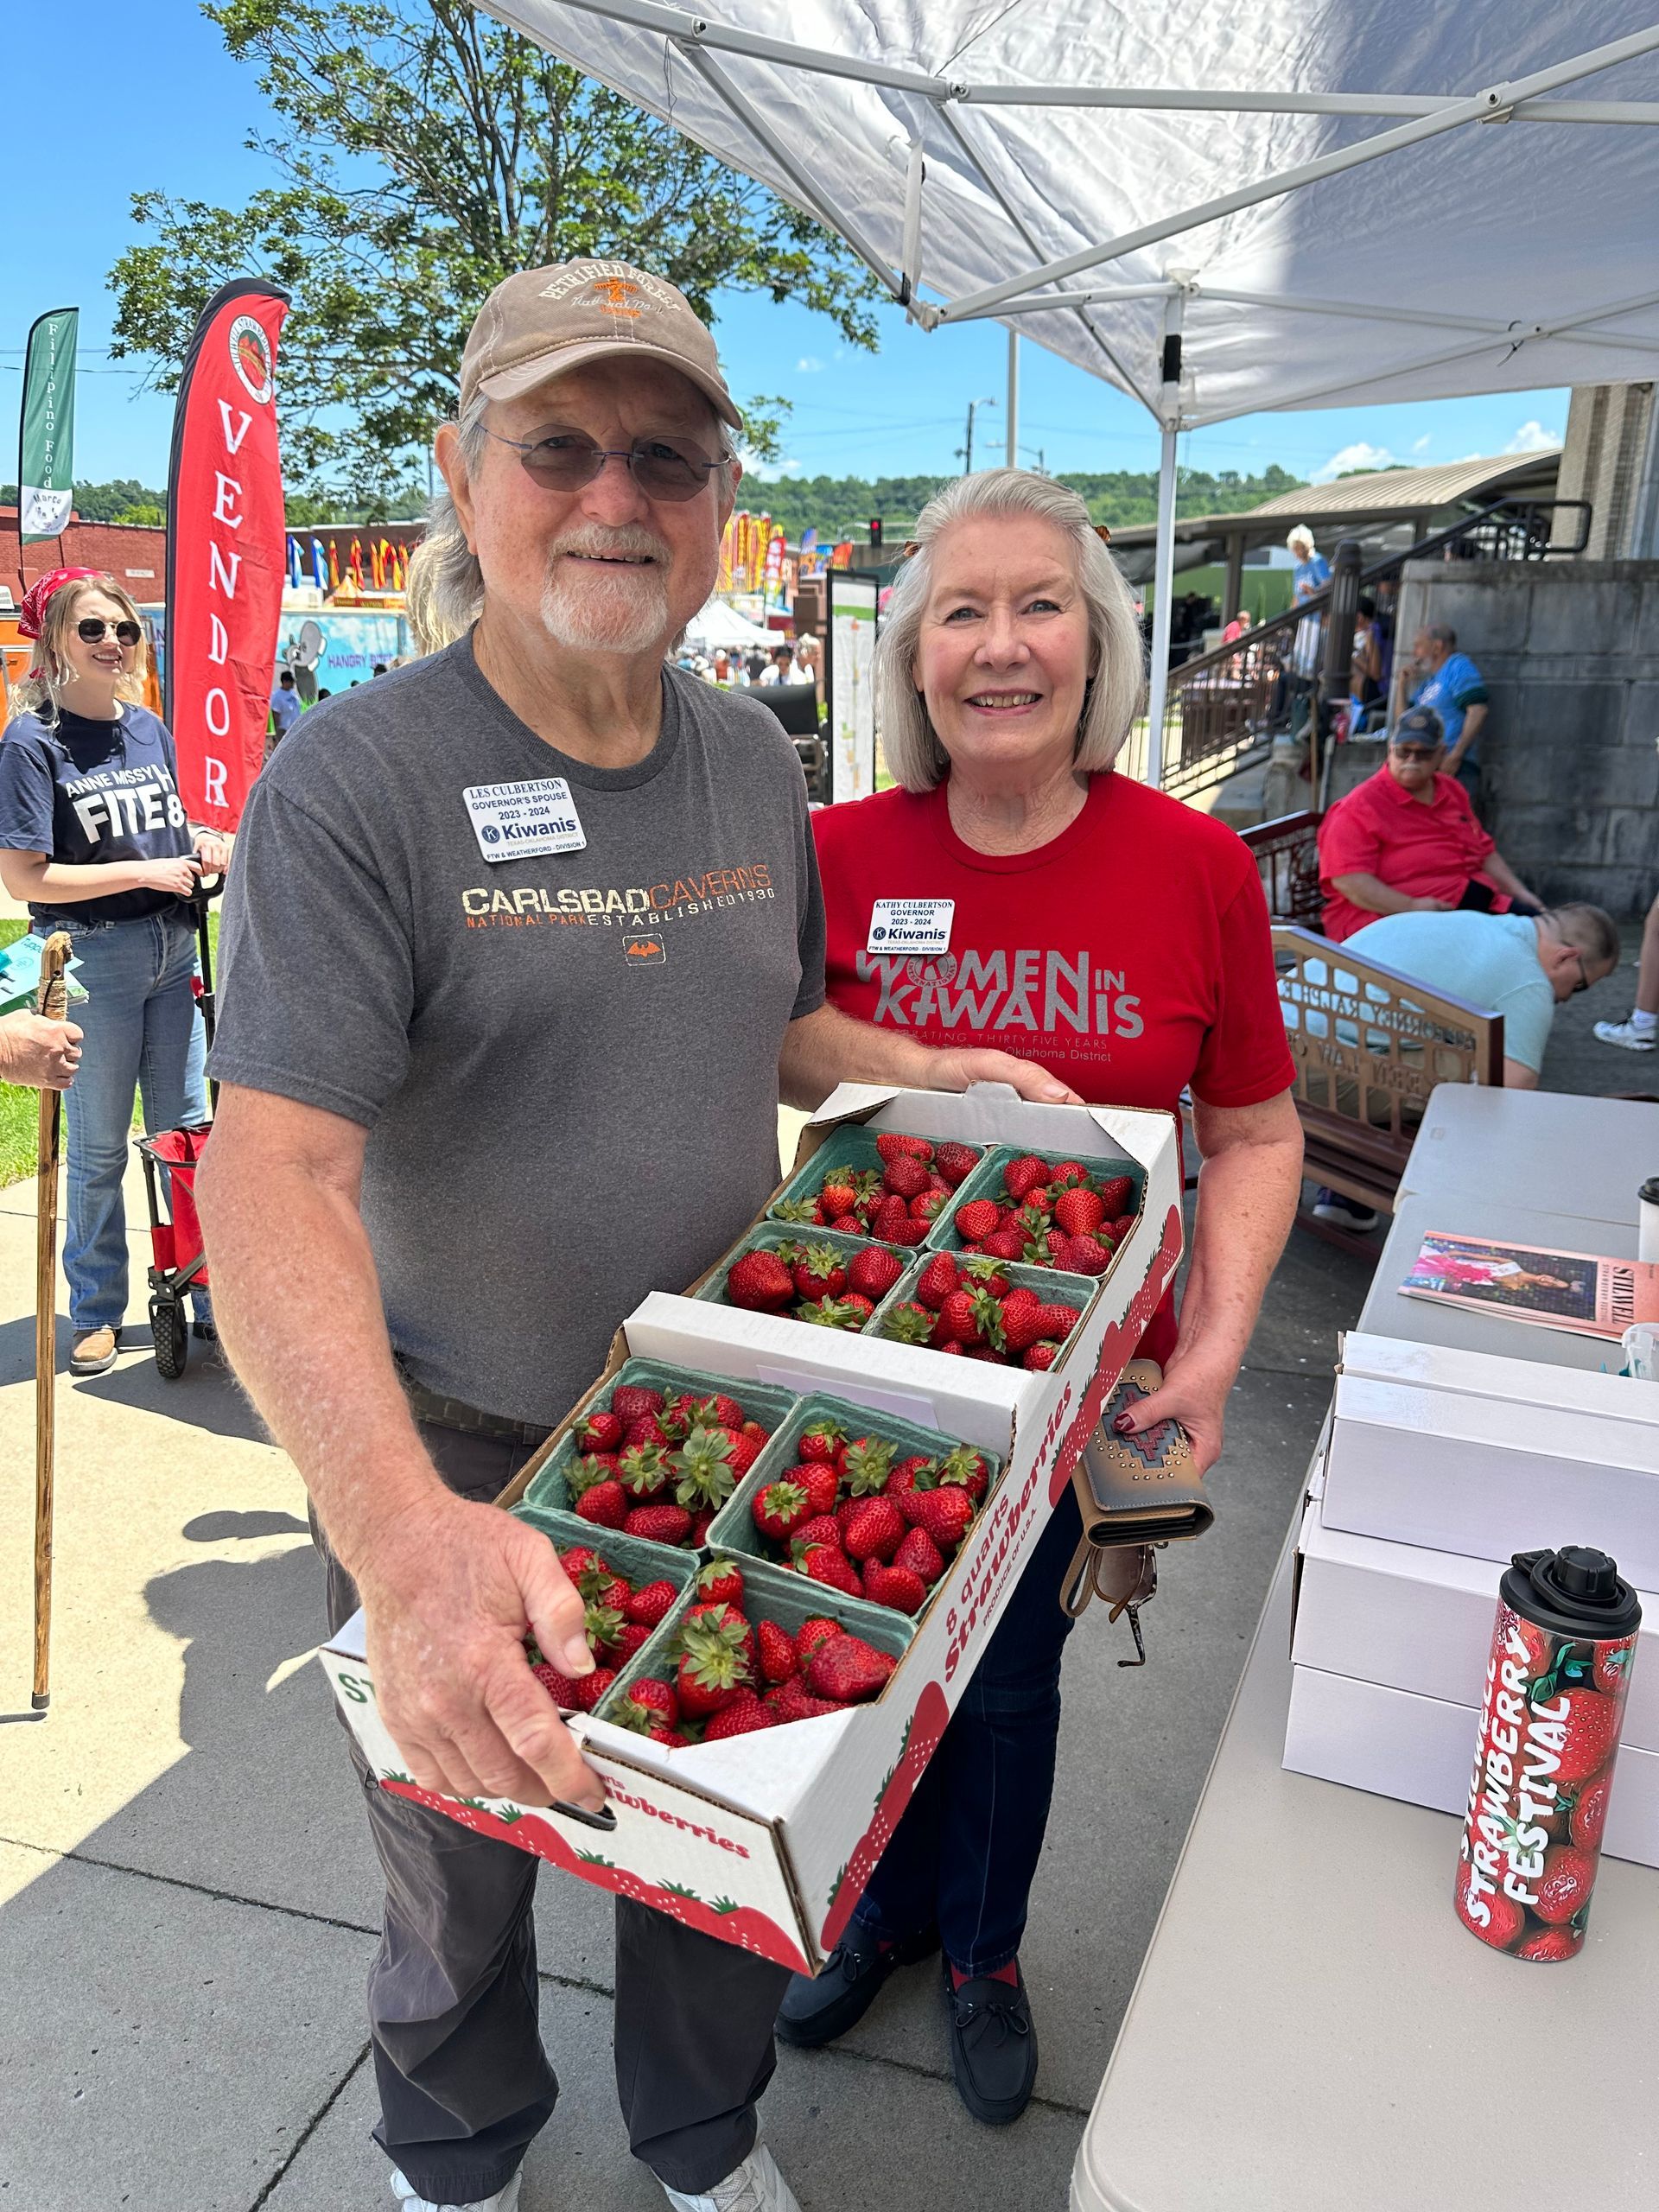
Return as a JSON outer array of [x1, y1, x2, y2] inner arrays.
[[1286, 522, 1331, 707], [781, 469, 1304, 2120]]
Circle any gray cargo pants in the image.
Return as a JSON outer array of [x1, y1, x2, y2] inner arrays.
[[320, 1424, 792, 2204]]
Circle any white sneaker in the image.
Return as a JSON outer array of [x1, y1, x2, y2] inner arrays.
[[390, 2168, 521, 2212], [659, 2142, 803, 2212], [1594, 1015, 1656, 1052]]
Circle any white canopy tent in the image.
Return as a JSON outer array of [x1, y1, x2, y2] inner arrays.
[[683, 597, 779, 652], [485, 0, 1659, 774]]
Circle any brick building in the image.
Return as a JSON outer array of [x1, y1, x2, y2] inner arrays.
[[2, 508, 168, 607]]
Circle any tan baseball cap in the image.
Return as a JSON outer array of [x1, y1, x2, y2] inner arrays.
[[460, 260, 742, 433]]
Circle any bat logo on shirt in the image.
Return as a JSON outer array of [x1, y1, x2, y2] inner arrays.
[[623, 934, 667, 965]]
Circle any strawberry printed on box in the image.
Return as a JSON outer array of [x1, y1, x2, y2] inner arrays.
[[320, 1083, 1183, 1974]]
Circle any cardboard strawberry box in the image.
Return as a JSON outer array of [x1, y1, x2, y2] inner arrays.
[[319, 1084, 1183, 1974]]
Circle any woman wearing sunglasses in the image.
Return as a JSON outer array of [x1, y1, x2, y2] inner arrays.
[[0, 568, 226, 1375]]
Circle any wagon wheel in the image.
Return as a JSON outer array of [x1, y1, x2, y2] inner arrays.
[[150, 1295, 188, 1381]]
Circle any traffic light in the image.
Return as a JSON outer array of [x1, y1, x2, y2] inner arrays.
[[868, 518, 883, 550]]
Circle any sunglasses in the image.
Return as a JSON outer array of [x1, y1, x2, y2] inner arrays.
[[485, 427, 725, 503], [1390, 743, 1441, 762], [77, 618, 143, 646]]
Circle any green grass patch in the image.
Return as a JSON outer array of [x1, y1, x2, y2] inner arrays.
[[0, 912, 220, 1188]]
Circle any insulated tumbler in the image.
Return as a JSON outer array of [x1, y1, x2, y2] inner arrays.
[[1455, 1547, 1640, 1962]]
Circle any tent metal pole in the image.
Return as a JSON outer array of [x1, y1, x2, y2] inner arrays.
[[952, 283, 1179, 321], [1191, 284, 1659, 352], [900, 141, 925, 313], [1143, 292, 1185, 791], [1006, 329, 1020, 466], [500, 0, 956, 97], [676, 42, 905, 303], [938, 22, 1659, 322]]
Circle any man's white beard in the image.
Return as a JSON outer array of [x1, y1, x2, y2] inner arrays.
[[540, 524, 672, 655]]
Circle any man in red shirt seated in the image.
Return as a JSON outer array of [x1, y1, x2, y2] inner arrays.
[[1318, 707, 1541, 944]]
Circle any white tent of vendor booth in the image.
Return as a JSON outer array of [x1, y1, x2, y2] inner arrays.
[[481, 0, 1659, 777], [683, 598, 780, 652]]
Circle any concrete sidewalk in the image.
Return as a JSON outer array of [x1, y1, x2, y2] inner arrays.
[[0, 1144, 1371, 2212]]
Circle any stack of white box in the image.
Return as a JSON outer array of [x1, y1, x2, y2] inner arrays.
[[1283, 1333, 1659, 1866]]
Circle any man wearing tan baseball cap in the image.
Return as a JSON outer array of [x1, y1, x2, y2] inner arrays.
[[203, 257, 1075, 2212]]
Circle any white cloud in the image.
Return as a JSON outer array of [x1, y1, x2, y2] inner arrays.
[[1411, 434, 1433, 454], [1503, 418, 1560, 455], [795, 356, 824, 373], [741, 454, 804, 480], [1311, 441, 1397, 484]]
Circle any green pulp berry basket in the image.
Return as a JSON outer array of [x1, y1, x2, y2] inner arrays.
[[507, 1507, 704, 1600], [867, 1254, 1103, 1358], [693, 1221, 908, 1332], [703, 1390, 1003, 1599], [926, 1141, 1144, 1256], [765, 1124, 988, 1230], [593, 1551, 917, 1734], [517, 1357, 801, 1526]]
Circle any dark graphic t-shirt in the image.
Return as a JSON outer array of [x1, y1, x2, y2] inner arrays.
[[0, 703, 194, 926]]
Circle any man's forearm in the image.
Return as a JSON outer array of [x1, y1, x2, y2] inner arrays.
[[779, 1002, 939, 1109], [1330, 870, 1424, 918], [1484, 850, 1537, 906], [199, 1157, 449, 1580]]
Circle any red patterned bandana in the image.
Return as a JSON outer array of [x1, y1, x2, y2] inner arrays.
[[17, 567, 104, 642]]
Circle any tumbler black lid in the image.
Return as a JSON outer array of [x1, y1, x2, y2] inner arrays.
[[1502, 1548, 1643, 1640], [1639, 1176, 1659, 1205]]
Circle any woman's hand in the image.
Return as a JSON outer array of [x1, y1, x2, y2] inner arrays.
[[136, 855, 202, 898], [194, 832, 232, 874], [929, 1045, 1084, 1105], [1111, 1343, 1237, 1478]]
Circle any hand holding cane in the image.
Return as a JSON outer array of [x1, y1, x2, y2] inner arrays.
[[32, 931, 72, 1715]]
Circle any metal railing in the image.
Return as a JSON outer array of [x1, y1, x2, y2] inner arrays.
[[1117, 496, 1592, 800]]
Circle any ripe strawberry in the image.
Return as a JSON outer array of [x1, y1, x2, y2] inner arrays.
[[625, 1502, 693, 1546], [979, 1226, 1028, 1262], [875, 1132, 934, 1164], [823, 1211, 858, 1233], [938, 1445, 990, 1501], [796, 1294, 870, 1330], [806, 1632, 896, 1704], [756, 1619, 798, 1684], [618, 1442, 671, 1499], [819, 1178, 857, 1218], [916, 1252, 962, 1311], [793, 1514, 845, 1553], [569, 1666, 617, 1713], [795, 1616, 842, 1668], [881, 1300, 937, 1346], [893, 1525, 944, 1586], [1044, 1228, 1068, 1258], [690, 1509, 716, 1545], [842, 1435, 897, 1496], [704, 1691, 776, 1740], [1058, 1232, 1111, 1275], [935, 1288, 984, 1346], [753, 1478, 811, 1542], [676, 1612, 753, 1716], [887, 1455, 938, 1495], [899, 1484, 975, 1550], [1024, 1343, 1061, 1370], [1570, 1775, 1611, 1853], [557, 1546, 607, 1586], [613, 1623, 652, 1664], [1454, 1855, 1524, 1948], [590, 1570, 632, 1614], [688, 1599, 756, 1670], [696, 1557, 745, 1607], [625, 1579, 678, 1628], [998, 1288, 1047, 1351], [959, 1255, 1010, 1296], [1031, 1300, 1079, 1341], [881, 1154, 931, 1200], [1002, 1154, 1050, 1202], [1048, 1159, 1090, 1188], [721, 1431, 765, 1480], [842, 1496, 906, 1563], [797, 1420, 845, 1465], [849, 1245, 905, 1303], [965, 1346, 1009, 1363], [574, 1479, 628, 1529], [861, 1560, 928, 1615], [571, 1452, 621, 1492], [529, 1658, 588, 1707], [1533, 1843, 1598, 1924], [612, 1677, 680, 1731], [786, 1459, 839, 1516], [611, 1384, 665, 1423], [767, 1679, 844, 1723], [793, 1540, 864, 1598], [937, 1340, 964, 1355], [934, 1141, 982, 1188], [953, 1198, 1002, 1244], [727, 1249, 797, 1312], [1096, 1174, 1134, 1220], [908, 1189, 947, 1223], [672, 1424, 740, 1516], [623, 1415, 671, 1452], [1053, 1185, 1106, 1237], [791, 1242, 849, 1300], [1541, 1687, 1619, 1784], [579, 1410, 625, 1454]]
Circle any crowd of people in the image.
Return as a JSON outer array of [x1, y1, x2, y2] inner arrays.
[[0, 250, 1648, 2212]]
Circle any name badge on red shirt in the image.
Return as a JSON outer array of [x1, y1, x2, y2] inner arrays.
[[868, 898, 954, 957]]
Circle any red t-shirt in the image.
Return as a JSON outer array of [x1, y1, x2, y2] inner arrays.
[[1318, 766, 1500, 943], [812, 772, 1296, 1362]]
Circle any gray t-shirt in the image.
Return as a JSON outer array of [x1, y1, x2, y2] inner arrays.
[[211, 638, 826, 1427]]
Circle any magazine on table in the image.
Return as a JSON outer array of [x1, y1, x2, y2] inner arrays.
[[1398, 1231, 1659, 1342]]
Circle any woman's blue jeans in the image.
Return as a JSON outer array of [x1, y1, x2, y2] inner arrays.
[[36, 909, 208, 1332], [852, 1488, 1083, 1977]]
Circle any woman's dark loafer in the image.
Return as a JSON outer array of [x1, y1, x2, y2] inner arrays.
[[776, 1923, 939, 2048], [944, 1961, 1039, 2125]]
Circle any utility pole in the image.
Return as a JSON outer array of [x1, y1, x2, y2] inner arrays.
[[1006, 330, 1019, 467], [959, 395, 996, 474]]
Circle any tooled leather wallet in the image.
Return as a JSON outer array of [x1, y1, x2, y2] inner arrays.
[[1072, 1357, 1215, 1547]]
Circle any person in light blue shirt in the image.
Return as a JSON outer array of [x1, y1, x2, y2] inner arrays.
[[1346, 903, 1619, 1086], [1408, 624, 1488, 798], [269, 669, 303, 741]]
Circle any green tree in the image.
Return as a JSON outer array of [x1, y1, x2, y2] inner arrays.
[[107, 0, 878, 502], [111, 503, 166, 528]]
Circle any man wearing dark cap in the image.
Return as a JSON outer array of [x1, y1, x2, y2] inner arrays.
[[197, 261, 1077, 2212]]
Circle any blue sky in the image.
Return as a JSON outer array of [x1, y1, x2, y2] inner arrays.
[[4, 2, 1567, 494]]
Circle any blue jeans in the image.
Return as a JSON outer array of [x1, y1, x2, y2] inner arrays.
[[854, 1487, 1083, 1977], [38, 910, 208, 1332]]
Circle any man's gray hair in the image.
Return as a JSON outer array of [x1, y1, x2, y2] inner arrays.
[[874, 468, 1146, 794], [404, 396, 492, 654], [1424, 622, 1458, 650], [1546, 902, 1620, 967]]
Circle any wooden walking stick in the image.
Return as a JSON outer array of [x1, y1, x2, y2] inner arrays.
[[32, 931, 72, 1715]]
